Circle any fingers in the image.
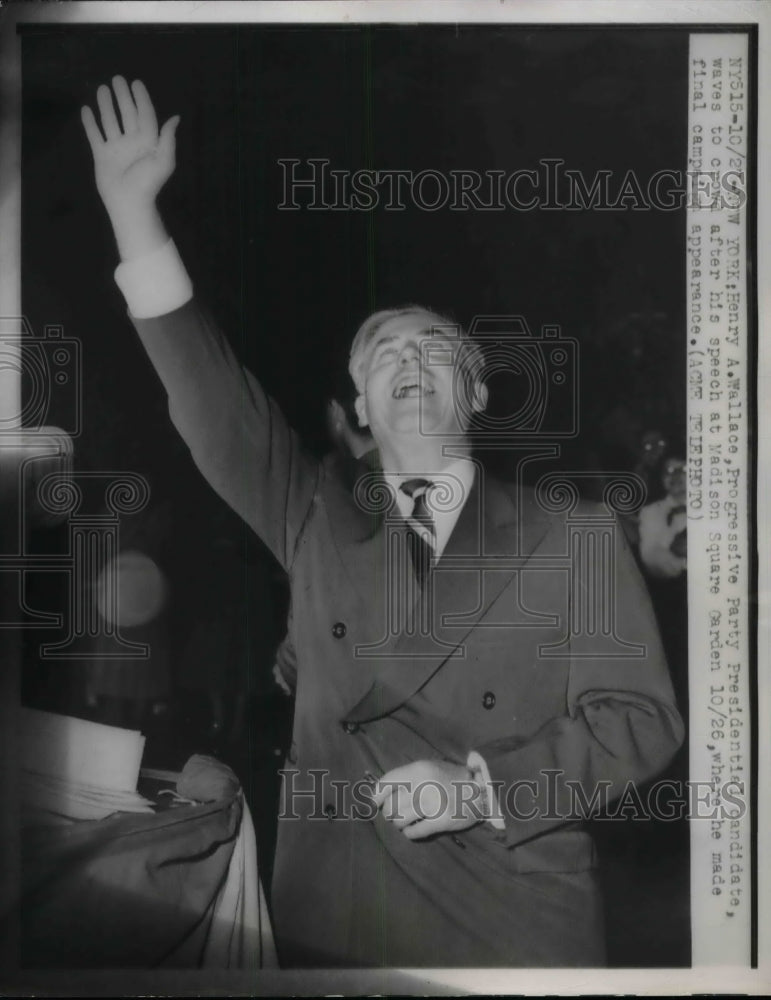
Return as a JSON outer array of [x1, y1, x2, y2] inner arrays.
[[371, 768, 400, 810], [386, 792, 420, 830], [382, 784, 448, 832], [112, 75, 138, 134], [86, 77, 173, 152], [80, 105, 104, 153], [373, 762, 437, 817], [96, 83, 121, 140], [157, 114, 180, 169], [373, 760, 480, 840], [374, 774, 438, 829], [402, 818, 435, 840], [131, 79, 158, 138], [371, 780, 391, 811]]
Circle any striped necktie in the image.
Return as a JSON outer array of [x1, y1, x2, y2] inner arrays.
[[400, 478, 436, 588]]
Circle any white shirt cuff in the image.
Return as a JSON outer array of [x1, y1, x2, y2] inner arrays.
[[114, 239, 193, 319], [467, 750, 505, 830]]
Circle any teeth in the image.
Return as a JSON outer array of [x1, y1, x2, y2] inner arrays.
[[393, 383, 433, 399]]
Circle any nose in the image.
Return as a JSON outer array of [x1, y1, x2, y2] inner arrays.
[[398, 341, 420, 365]]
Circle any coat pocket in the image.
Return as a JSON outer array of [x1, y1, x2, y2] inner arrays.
[[468, 822, 597, 877]]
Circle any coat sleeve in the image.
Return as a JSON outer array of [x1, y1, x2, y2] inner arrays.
[[129, 298, 320, 571], [476, 519, 685, 848]]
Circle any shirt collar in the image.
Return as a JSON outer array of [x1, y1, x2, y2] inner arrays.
[[382, 458, 476, 556], [383, 457, 474, 501]]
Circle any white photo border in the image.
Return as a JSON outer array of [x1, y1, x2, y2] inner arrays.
[[0, 2, 767, 996]]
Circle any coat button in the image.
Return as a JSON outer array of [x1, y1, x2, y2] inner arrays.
[[324, 804, 336, 819], [342, 721, 359, 735], [482, 691, 496, 710], [332, 621, 347, 639]]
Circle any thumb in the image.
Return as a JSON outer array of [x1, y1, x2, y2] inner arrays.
[[402, 818, 432, 840], [158, 114, 180, 165]]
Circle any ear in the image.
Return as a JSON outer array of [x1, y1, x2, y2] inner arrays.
[[470, 379, 488, 413], [328, 399, 345, 427], [354, 393, 369, 428]]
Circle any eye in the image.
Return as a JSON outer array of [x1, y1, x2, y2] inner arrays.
[[371, 343, 394, 363]]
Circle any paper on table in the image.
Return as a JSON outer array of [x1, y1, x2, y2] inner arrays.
[[22, 771, 155, 821], [21, 707, 146, 793]]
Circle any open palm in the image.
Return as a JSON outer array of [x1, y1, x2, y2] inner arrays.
[[81, 76, 179, 216]]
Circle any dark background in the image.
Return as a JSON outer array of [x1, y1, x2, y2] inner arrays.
[[19, 24, 689, 967]]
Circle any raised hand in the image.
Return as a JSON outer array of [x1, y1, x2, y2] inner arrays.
[[81, 76, 179, 259], [82, 76, 179, 214]]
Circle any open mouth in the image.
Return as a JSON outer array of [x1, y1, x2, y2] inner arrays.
[[392, 379, 434, 400]]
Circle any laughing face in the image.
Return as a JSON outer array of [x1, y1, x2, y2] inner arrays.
[[353, 311, 486, 451], [662, 457, 686, 502]]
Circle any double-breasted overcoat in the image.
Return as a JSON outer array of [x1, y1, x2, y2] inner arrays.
[[131, 299, 684, 967]]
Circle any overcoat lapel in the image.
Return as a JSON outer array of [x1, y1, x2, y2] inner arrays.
[[328, 462, 553, 724]]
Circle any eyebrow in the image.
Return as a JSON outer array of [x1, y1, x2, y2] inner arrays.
[[375, 326, 447, 344]]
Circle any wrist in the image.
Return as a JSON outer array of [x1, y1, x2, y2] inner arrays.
[[113, 238, 193, 318], [106, 201, 169, 262]]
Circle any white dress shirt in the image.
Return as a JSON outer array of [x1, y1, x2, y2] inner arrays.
[[383, 460, 475, 560]]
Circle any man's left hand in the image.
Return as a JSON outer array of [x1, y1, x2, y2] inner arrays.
[[372, 759, 488, 840]]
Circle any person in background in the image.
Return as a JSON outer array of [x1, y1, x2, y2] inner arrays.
[[326, 391, 376, 465], [634, 429, 669, 496], [638, 457, 687, 580], [637, 455, 688, 722]]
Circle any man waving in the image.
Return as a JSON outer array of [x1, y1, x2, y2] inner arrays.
[[82, 77, 683, 968]]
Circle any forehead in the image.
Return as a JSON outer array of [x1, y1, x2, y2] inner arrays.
[[371, 312, 458, 347]]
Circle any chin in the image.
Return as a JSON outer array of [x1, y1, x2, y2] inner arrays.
[[388, 416, 426, 436]]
